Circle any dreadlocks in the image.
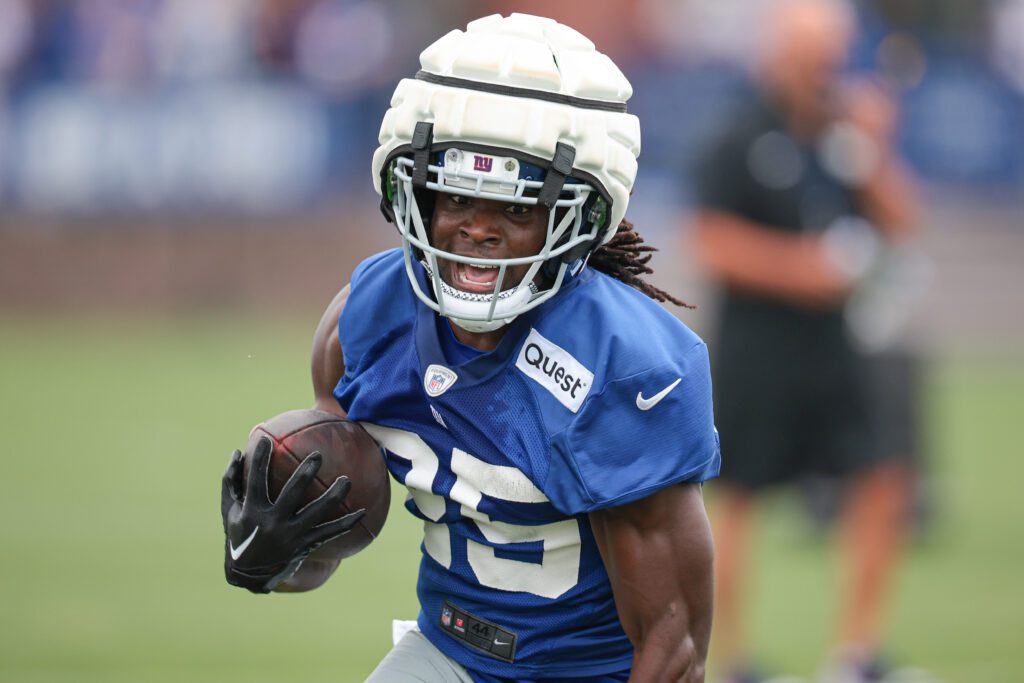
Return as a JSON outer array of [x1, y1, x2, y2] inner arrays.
[[588, 219, 694, 309]]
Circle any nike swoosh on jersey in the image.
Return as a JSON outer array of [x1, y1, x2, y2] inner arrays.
[[636, 378, 682, 411], [229, 527, 259, 560]]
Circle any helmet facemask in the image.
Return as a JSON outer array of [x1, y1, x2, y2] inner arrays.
[[371, 14, 641, 333], [388, 143, 606, 333]]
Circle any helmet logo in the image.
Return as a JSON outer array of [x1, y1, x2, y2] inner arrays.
[[472, 155, 493, 173]]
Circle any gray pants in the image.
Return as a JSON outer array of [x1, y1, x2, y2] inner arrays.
[[365, 629, 475, 683]]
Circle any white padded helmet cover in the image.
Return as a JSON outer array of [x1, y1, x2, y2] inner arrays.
[[372, 13, 641, 244]]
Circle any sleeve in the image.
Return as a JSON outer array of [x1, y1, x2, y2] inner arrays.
[[545, 341, 721, 515], [337, 249, 407, 380]]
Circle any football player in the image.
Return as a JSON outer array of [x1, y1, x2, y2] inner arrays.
[[221, 14, 720, 682]]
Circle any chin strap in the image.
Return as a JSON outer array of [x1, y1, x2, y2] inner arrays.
[[449, 315, 513, 334]]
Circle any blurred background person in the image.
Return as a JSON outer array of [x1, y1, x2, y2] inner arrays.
[[690, 1, 922, 681]]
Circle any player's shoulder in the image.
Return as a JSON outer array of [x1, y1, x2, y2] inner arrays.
[[346, 248, 415, 314], [531, 271, 719, 514], [350, 248, 406, 290], [339, 248, 416, 371], [538, 268, 706, 380], [516, 267, 709, 431]]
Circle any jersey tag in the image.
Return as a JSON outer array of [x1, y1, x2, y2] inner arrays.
[[440, 600, 517, 663]]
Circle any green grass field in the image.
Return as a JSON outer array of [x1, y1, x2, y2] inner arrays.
[[1, 315, 1021, 683]]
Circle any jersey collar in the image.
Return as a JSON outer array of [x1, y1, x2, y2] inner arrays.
[[412, 262, 590, 389]]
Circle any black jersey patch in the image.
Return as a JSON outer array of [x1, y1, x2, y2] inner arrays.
[[440, 600, 517, 663]]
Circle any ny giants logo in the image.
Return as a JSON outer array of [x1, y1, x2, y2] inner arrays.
[[473, 155, 493, 173]]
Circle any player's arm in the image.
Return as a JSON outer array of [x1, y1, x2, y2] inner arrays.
[[220, 285, 356, 595], [590, 483, 714, 683], [311, 283, 350, 416], [273, 284, 354, 592], [692, 210, 850, 309]]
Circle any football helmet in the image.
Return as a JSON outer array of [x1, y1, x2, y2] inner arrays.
[[372, 13, 641, 332]]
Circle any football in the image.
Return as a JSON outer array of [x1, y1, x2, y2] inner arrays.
[[243, 408, 390, 561]]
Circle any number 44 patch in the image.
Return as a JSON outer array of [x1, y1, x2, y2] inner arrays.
[[440, 601, 517, 663]]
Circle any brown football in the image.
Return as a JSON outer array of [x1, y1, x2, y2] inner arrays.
[[242, 409, 390, 561]]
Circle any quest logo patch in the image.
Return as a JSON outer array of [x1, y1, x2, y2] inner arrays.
[[515, 329, 594, 413]]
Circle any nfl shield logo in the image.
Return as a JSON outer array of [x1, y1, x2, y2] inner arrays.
[[424, 364, 458, 397], [441, 607, 452, 627]]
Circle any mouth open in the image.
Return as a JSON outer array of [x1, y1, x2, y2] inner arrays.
[[449, 261, 503, 294]]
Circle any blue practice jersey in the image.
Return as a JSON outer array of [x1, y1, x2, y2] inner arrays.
[[335, 249, 720, 679]]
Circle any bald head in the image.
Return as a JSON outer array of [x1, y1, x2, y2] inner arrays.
[[758, 0, 855, 115]]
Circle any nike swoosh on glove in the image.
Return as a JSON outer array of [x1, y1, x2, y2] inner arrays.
[[221, 436, 364, 593]]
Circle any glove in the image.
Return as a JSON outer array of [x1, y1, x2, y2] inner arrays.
[[221, 435, 365, 594]]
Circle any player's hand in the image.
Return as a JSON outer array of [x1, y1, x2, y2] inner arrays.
[[220, 436, 365, 594]]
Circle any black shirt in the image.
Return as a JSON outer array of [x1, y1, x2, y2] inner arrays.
[[693, 90, 864, 366]]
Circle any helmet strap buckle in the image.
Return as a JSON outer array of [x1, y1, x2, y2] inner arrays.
[[537, 142, 576, 209], [411, 121, 434, 188]]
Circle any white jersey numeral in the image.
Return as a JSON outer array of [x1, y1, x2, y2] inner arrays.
[[452, 448, 581, 599], [361, 424, 581, 599], [362, 424, 451, 568]]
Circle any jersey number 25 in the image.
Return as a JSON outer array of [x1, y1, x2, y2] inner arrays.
[[361, 424, 581, 600]]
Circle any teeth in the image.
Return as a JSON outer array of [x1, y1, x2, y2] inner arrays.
[[456, 262, 500, 288]]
